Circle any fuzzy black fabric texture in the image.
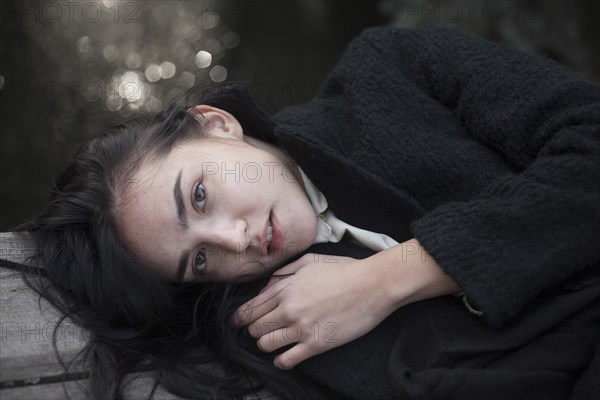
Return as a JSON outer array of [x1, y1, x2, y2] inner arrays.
[[205, 26, 600, 400]]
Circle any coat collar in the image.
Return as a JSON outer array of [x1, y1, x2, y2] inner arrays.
[[203, 85, 424, 243], [274, 124, 424, 243]]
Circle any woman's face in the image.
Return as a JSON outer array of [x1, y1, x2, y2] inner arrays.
[[116, 105, 318, 282]]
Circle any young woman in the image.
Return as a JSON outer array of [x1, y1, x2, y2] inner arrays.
[[11, 26, 600, 399]]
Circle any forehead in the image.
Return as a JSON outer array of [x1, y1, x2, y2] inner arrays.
[[120, 137, 211, 210], [114, 153, 183, 277]]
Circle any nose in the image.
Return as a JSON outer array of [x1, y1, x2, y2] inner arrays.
[[208, 218, 249, 253]]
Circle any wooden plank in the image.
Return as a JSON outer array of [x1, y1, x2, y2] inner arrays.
[[1, 232, 88, 383], [1, 373, 182, 399], [0, 265, 88, 381], [0, 232, 35, 264]]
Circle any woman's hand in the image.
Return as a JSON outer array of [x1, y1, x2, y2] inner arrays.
[[231, 253, 399, 370], [231, 239, 461, 369]]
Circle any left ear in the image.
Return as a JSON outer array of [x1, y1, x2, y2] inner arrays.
[[190, 105, 244, 140]]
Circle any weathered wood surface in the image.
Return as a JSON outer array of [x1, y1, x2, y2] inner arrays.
[[0, 232, 182, 399], [1, 375, 181, 400]]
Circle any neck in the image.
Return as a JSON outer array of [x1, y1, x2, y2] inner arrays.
[[243, 135, 307, 194]]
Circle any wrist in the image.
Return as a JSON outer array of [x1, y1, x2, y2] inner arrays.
[[371, 238, 461, 310]]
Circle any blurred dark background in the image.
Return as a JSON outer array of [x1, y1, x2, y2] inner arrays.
[[1, 0, 599, 231]]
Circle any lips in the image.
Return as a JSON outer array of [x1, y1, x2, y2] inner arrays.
[[269, 212, 284, 255], [260, 211, 284, 257]]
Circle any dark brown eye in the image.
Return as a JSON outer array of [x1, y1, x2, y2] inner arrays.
[[194, 183, 207, 211], [193, 250, 207, 275]]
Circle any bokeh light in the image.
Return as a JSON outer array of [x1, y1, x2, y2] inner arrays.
[[102, 44, 120, 63], [200, 12, 219, 30], [145, 64, 161, 82], [179, 71, 196, 90], [222, 32, 240, 49], [209, 65, 227, 83], [195, 51, 212, 68], [125, 52, 143, 69], [160, 62, 177, 79], [117, 71, 144, 102], [77, 36, 93, 60]]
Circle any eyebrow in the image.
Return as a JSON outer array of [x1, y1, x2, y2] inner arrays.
[[174, 169, 190, 282], [174, 169, 188, 229], [176, 250, 190, 283]]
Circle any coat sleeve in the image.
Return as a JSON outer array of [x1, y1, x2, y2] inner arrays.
[[362, 27, 600, 327]]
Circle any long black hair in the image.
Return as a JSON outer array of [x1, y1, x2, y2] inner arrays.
[[14, 93, 315, 399]]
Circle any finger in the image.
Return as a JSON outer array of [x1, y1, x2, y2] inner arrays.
[[248, 305, 294, 338], [258, 274, 288, 295], [248, 313, 282, 338], [233, 255, 314, 327], [231, 292, 279, 328], [274, 342, 315, 370], [256, 326, 302, 353]]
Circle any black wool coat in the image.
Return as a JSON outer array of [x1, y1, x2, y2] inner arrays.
[[205, 27, 600, 400]]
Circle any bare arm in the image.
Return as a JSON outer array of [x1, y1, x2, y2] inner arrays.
[[375, 238, 461, 310]]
